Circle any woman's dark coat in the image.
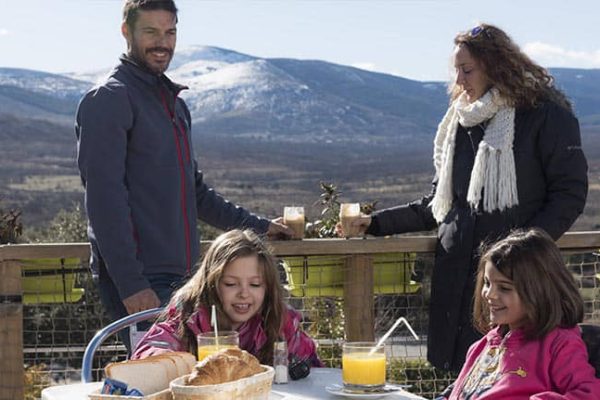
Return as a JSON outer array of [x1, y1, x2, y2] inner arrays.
[[367, 100, 588, 371]]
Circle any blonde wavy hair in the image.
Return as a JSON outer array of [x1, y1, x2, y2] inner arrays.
[[450, 23, 571, 111]]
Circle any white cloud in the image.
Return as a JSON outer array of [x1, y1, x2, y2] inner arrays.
[[0, 28, 9, 36], [523, 42, 600, 69]]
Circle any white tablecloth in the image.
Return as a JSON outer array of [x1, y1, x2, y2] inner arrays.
[[271, 368, 425, 399], [41, 368, 426, 400], [41, 382, 101, 400]]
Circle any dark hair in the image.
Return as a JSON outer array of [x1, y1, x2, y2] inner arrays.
[[450, 23, 572, 111], [473, 228, 583, 339], [165, 229, 287, 365], [122, 0, 178, 30]]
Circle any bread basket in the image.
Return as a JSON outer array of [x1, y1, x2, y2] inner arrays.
[[170, 365, 274, 400]]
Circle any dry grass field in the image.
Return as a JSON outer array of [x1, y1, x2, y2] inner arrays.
[[1, 129, 599, 234]]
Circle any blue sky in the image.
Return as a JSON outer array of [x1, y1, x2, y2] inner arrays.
[[1, 0, 599, 81]]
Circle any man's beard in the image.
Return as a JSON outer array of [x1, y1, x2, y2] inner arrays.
[[129, 41, 173, 75]]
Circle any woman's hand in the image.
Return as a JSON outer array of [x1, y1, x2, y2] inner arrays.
[[336, 215, 372, 238]]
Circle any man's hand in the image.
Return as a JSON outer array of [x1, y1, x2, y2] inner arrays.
[[122, 288, 161, 315], [266, 217, 295, 239]]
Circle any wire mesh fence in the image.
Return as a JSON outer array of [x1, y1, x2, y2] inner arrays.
[[21, 259, 125, 400], [11, 244, 600, 399], [282, 252, 457, 396]]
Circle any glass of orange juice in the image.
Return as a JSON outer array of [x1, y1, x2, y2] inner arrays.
[[342, 342, 386, 392], [196, 331, 239, 361]]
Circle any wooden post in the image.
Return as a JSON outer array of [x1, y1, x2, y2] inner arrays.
[[0, 260, 24, 400], [343, 254, 375, 342]]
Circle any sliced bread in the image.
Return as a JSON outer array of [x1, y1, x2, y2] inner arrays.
[[105, 358, 170, 395], [167, 352, 196, 375], [104, 352, 196, 395]]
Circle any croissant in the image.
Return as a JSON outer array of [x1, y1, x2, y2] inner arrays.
[[186, 348, 264, 386]]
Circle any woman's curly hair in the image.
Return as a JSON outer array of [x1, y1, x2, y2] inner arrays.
[[450, 23, 572, 111]]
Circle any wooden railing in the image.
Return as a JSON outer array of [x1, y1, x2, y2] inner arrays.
[[1, 232, 600, 399]]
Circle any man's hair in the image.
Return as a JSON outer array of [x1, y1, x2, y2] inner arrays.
[[122, 0, 178, 29], [473, 228, 584, 339]]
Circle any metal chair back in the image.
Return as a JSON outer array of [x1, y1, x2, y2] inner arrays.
[[81, 307, 164, 382]]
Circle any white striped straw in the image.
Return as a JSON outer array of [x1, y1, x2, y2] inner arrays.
[[211, 304, 220, 348], [368, 317, 419, 356]]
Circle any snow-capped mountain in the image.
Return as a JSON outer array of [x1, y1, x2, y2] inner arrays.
[[0, 67, 90, 99], [67, 68, 113, 86], [1, 46, 599, 144], [0, 46, 448, 143], [1, 46, 600, 229], [0, 68, 89, 122], [165, 46, 451, 142], [170, 45, 257, 69]]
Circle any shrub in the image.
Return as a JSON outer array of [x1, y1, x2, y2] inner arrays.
[[26, 202, 87, 243], [388, 358, 457, 398], [306, 181, 376, 238], [24, 364, 51, 400], [0, 199, 23, 244]]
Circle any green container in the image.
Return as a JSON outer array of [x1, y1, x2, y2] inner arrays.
[[283, 253, 421, 297], [21, 258, 85, 304]]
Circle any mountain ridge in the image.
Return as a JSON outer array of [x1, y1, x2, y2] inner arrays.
[[2, 45, 598, 141], [1, 46, 599, 229]]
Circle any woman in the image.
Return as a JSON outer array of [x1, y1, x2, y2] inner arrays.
[[342, 23, 588, 371]]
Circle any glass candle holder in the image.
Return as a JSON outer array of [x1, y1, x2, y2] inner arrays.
[[339, 203, 361, 238], [283, 206, 305, 239]]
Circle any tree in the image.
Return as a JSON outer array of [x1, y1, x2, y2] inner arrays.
[[27, 203, 87, 243]]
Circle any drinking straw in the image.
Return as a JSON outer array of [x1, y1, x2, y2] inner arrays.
[[368, 317, 419, 356], [211, 304, 220, 348]]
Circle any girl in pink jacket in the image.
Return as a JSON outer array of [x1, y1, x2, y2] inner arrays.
[[444, 228, 600, 399], [132, 229, 322, 369]]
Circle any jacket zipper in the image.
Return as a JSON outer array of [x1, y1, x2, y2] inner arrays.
[[467, 130, 476, 154], [160, 89, 192, 274]]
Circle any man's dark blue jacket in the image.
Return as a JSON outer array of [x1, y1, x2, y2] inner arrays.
[[76, 55, 270, 300]]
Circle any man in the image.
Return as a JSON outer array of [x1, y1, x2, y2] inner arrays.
[[76, 0, 292, 349]]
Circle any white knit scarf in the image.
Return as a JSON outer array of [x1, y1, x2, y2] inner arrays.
[[430, 88, 518, 223]]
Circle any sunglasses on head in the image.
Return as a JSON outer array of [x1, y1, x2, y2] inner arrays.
[[469, 25, 491, 39]]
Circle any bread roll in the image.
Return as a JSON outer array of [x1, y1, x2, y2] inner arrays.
[[186, 348, 264, 386]]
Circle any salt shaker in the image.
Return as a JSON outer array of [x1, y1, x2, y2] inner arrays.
[[273, 340, 289, 384]]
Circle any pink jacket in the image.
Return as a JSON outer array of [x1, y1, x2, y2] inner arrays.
[[132, 304, 323, 367], [448, 326, 600, 399]]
